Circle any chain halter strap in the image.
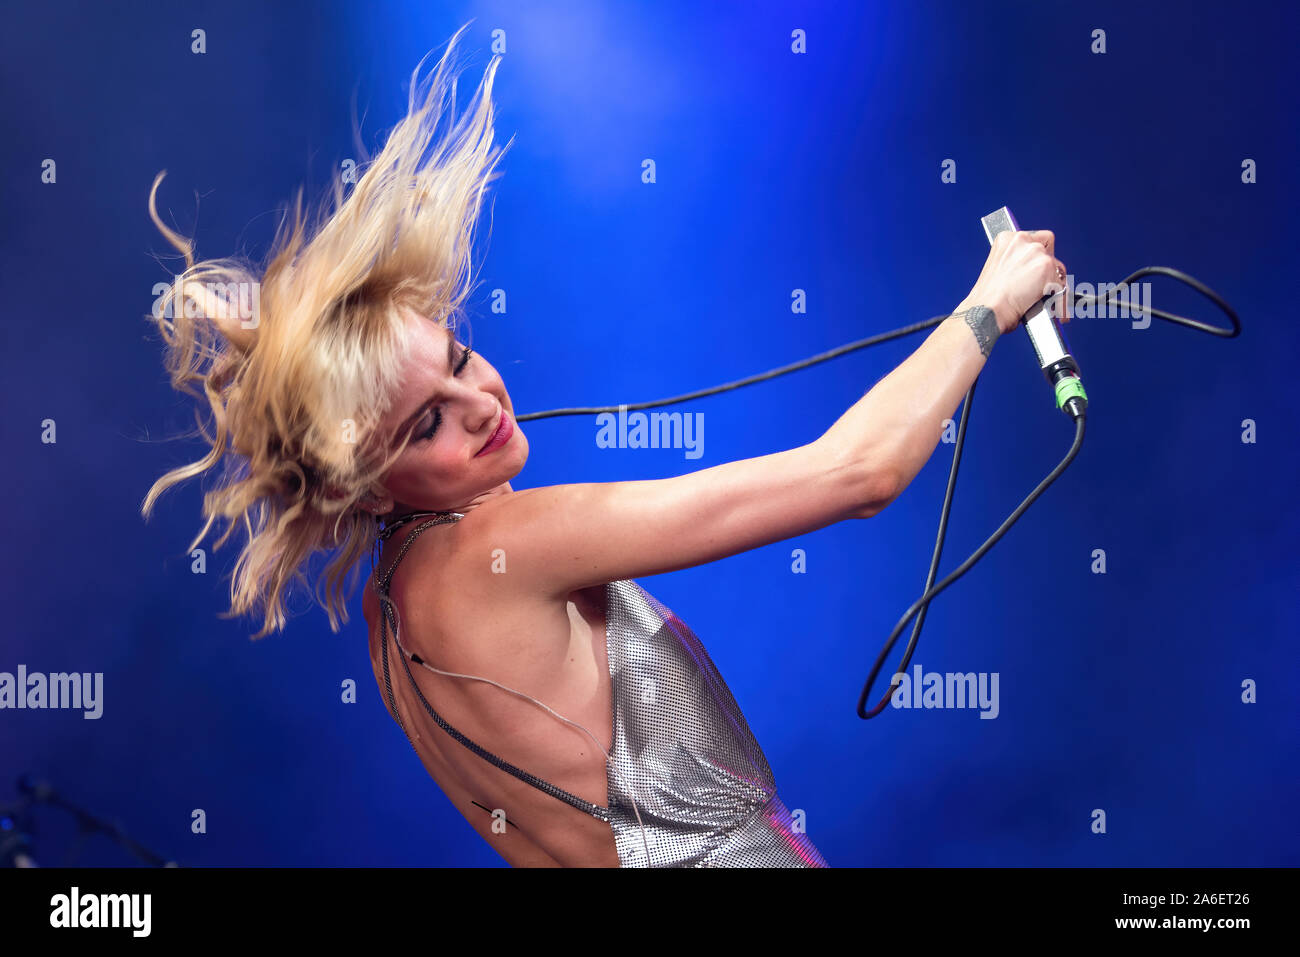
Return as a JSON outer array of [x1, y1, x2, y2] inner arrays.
[[371, 510, 463, 740], [373, 511, 462, 586]]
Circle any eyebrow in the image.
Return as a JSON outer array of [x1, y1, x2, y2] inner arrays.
[[393, 333, 459, 444]]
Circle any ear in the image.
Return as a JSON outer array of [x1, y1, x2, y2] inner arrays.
[[322, 482, 390, 514], [359, 488, 393, 514], [184, 280, 257, 353]]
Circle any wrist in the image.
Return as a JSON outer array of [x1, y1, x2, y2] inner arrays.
[[958, 291, 1014, 335], [956, 300, 1003, 356]]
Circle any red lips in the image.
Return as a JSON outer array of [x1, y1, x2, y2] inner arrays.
[[475, 410, 514, 457]]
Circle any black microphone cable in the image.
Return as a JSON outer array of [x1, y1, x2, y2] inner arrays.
[[515, 265, 1241, 721]]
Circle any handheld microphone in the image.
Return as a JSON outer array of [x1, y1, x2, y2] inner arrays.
[[981, 206, 1088, 420]]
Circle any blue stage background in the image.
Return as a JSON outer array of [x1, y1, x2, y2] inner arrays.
[[1, 0, 1295, 866]]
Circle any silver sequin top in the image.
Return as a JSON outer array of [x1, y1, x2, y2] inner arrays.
[[374, 511, 827, 868]]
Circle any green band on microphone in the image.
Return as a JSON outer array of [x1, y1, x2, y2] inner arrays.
[[1055, 375, 1087, 409]]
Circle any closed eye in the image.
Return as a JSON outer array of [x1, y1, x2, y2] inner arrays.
[[415, 345, 474, 442]]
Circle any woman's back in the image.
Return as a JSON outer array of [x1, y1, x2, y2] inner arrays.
[[362, 506, 829, 867], [362, 512, 621, 867]]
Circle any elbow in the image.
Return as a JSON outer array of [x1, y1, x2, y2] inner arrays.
[[810, 437, 899, 521], [853, 465, 900, 519]]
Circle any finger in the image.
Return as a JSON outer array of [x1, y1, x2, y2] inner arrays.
[[1021, 229, 1054, 255], [1052, 258, 1071, 321]]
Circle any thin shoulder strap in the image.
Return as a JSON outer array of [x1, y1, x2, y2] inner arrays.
[[373, 514, 611, 824]]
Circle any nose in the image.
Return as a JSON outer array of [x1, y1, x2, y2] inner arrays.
[[458, 385, 500, 434]]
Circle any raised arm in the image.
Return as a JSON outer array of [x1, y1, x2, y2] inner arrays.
[[461, 230, 1064, 599]]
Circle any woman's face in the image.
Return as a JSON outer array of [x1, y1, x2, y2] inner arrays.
[[373, 309, 527, 513]]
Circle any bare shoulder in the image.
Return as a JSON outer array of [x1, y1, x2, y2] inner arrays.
[[371, 501, 573, 665], [400, 499, 542, 602]]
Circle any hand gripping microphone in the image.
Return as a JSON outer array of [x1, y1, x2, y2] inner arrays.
[[981, 206, 1088, 421]]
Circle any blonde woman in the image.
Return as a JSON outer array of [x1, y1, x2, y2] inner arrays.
[[142, 24, 1065, 868]]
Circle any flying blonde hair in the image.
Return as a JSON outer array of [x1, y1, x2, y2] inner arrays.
[[142, 22, 512, 639]]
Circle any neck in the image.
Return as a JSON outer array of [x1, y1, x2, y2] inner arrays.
[[383, 482, 514, 525]]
